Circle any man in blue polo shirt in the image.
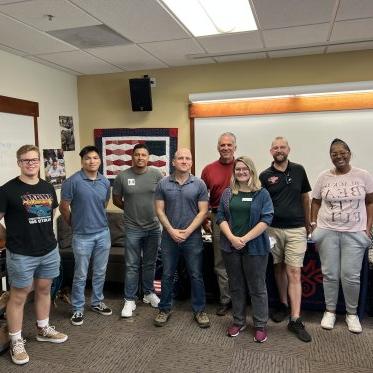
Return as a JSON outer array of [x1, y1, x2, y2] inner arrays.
[[153, 148, 210, 328], [60, 146, 112, 326]]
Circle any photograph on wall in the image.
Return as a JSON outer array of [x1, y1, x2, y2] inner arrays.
[[94, 128, 178, 184], [43, 148, 66, 188], [59, 115, 75, 151]]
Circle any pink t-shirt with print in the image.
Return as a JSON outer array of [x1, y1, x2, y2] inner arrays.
[[312, 167, 373, 232]]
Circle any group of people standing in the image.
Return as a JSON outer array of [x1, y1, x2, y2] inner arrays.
[[0, 131, 372, 365]]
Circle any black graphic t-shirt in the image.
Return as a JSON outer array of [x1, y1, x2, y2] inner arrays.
[[0, 177, 58, 256]]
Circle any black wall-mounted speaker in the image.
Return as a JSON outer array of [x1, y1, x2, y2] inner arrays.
[[129, 78, 152, 111]]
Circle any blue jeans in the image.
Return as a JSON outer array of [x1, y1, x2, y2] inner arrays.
[[124, 226, 160, 300], [71, 228, 111, 312], [159, 233, 206, 313]]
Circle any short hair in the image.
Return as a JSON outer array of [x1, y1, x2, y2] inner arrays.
[[271, 136, 289, 148], [79, 145, 100, 158], [173, 148, 192, 160], [133, 143, 150, 154], [231, 156, 261, 194], [16, 145, 40, 160], [218, 132, 236, 145], [330, 138, 351, 153]]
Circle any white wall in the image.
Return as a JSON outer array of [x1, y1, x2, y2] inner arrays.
[[0, 49, 81, 182], [195, 110, 373, 187]]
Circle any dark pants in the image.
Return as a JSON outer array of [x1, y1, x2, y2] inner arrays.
[[159, 233, 206, 313], [222, 250, 268, 328]]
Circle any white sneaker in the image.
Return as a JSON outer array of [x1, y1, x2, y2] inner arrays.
[[121, 300, 136, 318], [143, 293, 160, 308], [321, 311, 336, 330], [345, 314, 362, 333]]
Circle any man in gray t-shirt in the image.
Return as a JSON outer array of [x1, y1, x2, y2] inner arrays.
[[113, 143, 163, 318]]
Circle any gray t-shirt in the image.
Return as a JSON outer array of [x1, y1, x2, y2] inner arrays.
[[113, 167, 163, 230]]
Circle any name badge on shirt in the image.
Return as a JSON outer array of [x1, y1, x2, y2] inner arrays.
[[128, 179, 135, 186], [242, 197, 252, 202]]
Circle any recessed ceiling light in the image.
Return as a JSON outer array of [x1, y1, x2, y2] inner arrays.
[[160, 0, 257, 37]]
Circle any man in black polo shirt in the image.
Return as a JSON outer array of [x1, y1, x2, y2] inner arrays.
[[259, 137, 311, 343]]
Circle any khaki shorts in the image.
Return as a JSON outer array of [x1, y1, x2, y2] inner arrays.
[[268, 227, 307, 267]]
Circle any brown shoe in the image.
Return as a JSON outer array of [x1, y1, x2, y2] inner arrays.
[[36, 325, 68, 343], [10, 339, 29, 365], [154, 311, 171, 327], [194, 311, 210, 328], [216, 302, 231, 316]]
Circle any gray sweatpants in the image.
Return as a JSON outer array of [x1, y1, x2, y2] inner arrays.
[[312, 227, 370, 314]]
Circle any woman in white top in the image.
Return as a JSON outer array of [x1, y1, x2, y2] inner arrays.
[[310, 138, 373, 333]]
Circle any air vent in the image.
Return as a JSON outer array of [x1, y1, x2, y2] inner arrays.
[[47, 24, 132, 49]]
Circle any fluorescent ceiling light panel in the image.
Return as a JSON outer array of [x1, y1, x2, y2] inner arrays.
[[161, 0, 257, 37]]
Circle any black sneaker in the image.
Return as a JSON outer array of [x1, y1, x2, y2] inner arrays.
[[288, 318, 312, 342], [70, 311, 84, 326], [91, 302, 112, 316], [216, 302, 232, 316], [270, 303, 289, 323]]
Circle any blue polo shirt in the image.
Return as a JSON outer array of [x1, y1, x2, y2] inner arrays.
[[61, 170, 111, 235], [155, 174, 208, 237]]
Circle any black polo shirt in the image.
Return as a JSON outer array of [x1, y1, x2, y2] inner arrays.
[[259, 161, 311, 228]]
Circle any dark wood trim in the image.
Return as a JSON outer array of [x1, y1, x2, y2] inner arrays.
[[189, 92, 373, 118], [0, 94, 39, 146], [33, 117, 39, 146], [0, 95, 39, 117], [190, 115, 195, 175]]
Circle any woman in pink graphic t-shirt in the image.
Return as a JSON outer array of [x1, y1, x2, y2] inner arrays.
[[310, 138, 373, 334]]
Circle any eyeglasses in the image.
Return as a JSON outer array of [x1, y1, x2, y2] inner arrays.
[[330, 151, 350, 158], [234, 167, 250, 173], [18, 158, 40, 164]]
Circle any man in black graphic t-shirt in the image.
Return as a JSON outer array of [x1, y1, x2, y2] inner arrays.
[[0, 145, 67, 366]]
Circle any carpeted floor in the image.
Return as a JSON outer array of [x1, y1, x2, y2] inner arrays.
[[1, 289, 373, 373]]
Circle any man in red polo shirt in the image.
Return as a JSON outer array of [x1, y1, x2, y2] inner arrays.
[[201, 132, 236, 315]]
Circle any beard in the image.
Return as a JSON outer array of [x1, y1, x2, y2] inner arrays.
[[273, 153, 288, 164]]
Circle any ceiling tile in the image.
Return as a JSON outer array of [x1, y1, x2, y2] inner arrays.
[[327, 40, 373, 53], [25, 55, 81, 75], [336, 0, 373, 21], [268, 46, 325, 58], [0, 42, 27, 56], [0, 0, 100, 31], [0, 13, 77, 54], [214, 52, 267, 62], [35, 50, 123, 74], [86, 44, 168, 71], [0, 0, 27, 3], [70, 0, 190, 43], [197, 32, 263, 54], [252, 0, 336, 29], [331, 18, 373, 41], [263, 24, 330, 48], [140, 38, 214, 66]]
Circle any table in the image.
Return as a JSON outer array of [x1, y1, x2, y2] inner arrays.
[[266, 241, 369, 319]]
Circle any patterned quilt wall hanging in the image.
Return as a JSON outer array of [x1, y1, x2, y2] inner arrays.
[[94, 128, 178, 184]]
